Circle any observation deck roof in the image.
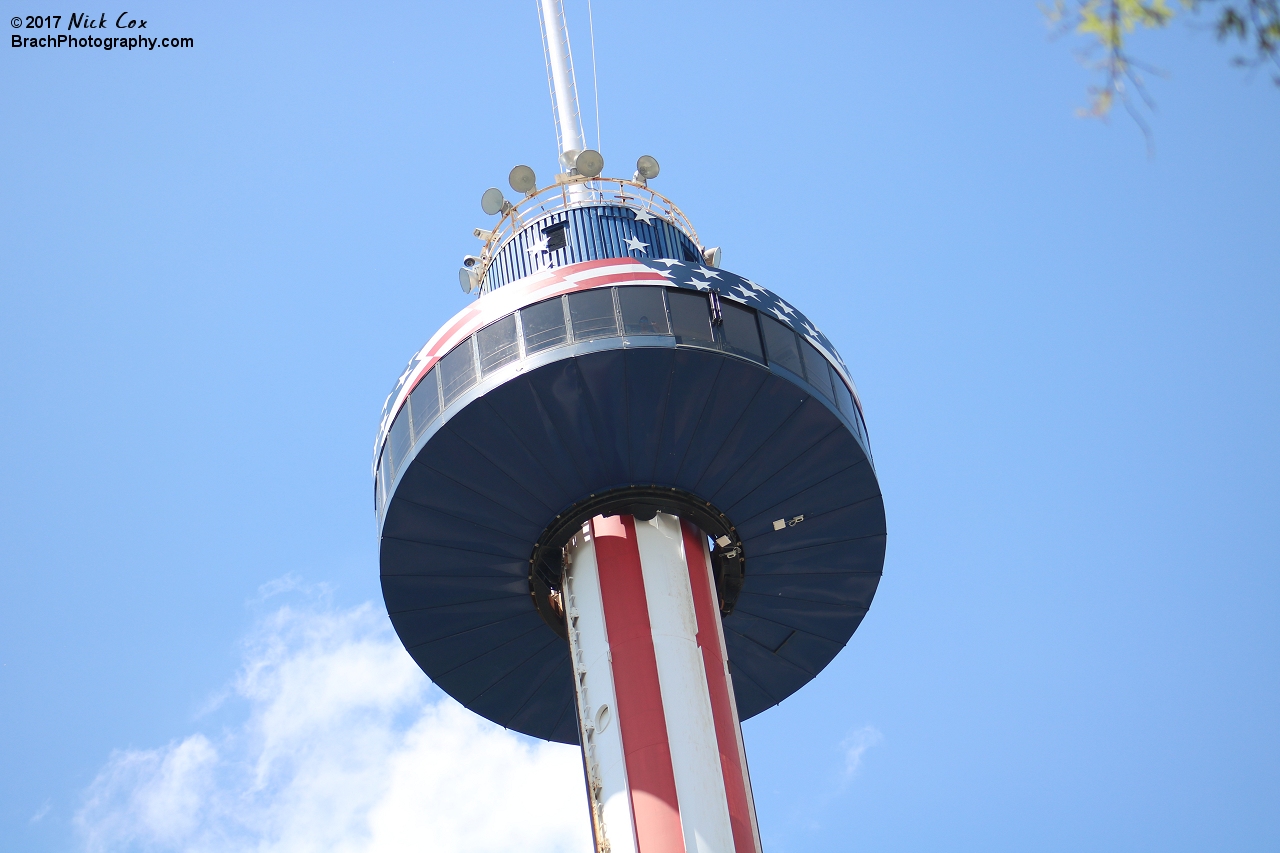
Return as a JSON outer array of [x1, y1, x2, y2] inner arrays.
[[471, 176, 702, 295]]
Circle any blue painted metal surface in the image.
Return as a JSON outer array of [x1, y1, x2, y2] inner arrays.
[[483, 205, 701, 291], [377, 261, 885, 745]]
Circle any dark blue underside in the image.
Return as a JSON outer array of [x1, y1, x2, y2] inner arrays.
[[380, 345, 886, 745]]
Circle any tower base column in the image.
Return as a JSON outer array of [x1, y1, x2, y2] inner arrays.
[[563, 512, 762, 853]]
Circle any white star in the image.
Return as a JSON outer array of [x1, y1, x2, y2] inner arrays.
[[745, 279, 767, 293], [656, 269, 675, 279], [633, 209, 655, 224], [770, 307, 789, 320], [690, 279, 712, 291], [624, 235, 649, 253], [776, 299, 796, 316], [656, 259, 683, 266], [526, 234, 549, 256], [695, 266, 722, 280], [802, 321, 820, 338], [731, 284, 754, 300]]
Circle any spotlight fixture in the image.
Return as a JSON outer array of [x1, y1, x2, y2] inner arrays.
[[509, 165, 537, 195], [574, 149, 604, 178], [635, 155, 660, 181], [480, 187, 508, 216], [559, 148, 580, 170]]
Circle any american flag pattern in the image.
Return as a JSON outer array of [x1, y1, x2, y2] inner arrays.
[[375, 257, 860, 466]]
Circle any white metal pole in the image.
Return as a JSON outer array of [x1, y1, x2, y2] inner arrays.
[[538, 0, 587, 172]]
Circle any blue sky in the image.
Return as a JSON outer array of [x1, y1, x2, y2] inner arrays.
[[3, 1, 1277, 850]]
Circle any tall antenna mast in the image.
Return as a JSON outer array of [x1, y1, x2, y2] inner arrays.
[[537, 0, 587, 172]]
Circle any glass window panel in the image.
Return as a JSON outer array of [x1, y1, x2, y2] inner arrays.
[[439, 339, 477, 407], [831, 363, 860, 427], [569, 289, 619, 340], [376, 450, 388, 511], [409, 367, 440, 442], [389, 406, 413, 475], [801, 340, 834, 399], [719, 302, 764, 361], [668, 291, 714, 344], [761, 315, 803, 375], [619, 287, 670, 336], [477, 314, 520, 375], [521, 297, 569, 354]]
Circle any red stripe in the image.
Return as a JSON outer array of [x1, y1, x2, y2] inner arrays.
[[564, 270, 671, 288], [555, 256, 651, 274], [592, 515, 685, 853], [681, 520, 759, 853]]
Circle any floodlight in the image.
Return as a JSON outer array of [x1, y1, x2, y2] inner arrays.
[[636, 155, 660, 180], [575, 149, 604, 178], [509, 165, 537, 195], [480, 187, 506, 216]]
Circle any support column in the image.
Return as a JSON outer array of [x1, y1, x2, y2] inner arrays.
[[563, 512, 762, 853]]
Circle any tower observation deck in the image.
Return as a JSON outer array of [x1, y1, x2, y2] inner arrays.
[[373, 6, 884, 851]]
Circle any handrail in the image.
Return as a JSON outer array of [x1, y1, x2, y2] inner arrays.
[[473, 176, 701, 294]]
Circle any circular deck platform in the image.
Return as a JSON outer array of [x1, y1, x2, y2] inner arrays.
[[376, 258, 885, 744]]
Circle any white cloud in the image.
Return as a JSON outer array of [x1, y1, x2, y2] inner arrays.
[[839, 725, 884, 779], [30, 799, 53, 824], [76, 599, 591, 853]]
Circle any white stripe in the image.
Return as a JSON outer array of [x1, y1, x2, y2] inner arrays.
[[635, 514, 735, 853], [564, 527, 638, 853]]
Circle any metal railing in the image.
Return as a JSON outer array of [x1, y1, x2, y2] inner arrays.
[[472, 175, 702, 294]]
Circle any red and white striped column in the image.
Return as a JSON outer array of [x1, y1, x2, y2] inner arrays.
[[563, 512, 762, 853]]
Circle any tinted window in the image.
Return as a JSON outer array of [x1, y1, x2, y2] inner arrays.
[[619, 287, 670, 336], [569, 289, 619, 340], [439, 339, 477, 407], [831, 363, 860, 427], [389, 406, 413, 475], [478, 314, 520, 375], [802, 340, 834, 399], [409, 367, 440, 442], [668, 291, 714, 344], [720, 301, 764, 361], [377, 450, 389, 508], [761, 315, 803, 375], [521, 297, 568, 354]]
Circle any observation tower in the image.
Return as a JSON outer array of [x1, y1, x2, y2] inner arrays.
[[374, 3, 886, 850]]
